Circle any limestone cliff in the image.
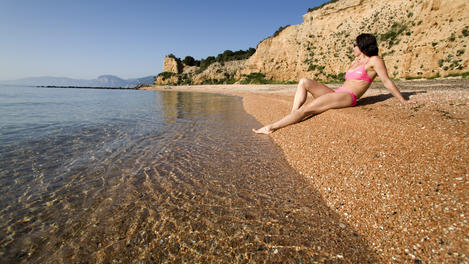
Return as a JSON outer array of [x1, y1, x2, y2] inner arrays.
[[156, 0, 469, 85], [154, 57, 182, 84]]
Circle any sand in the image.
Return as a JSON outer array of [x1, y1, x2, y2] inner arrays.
[[142, 79, 468, 263]]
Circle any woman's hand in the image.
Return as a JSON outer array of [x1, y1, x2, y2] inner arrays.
[[371, 57, 411, 103]]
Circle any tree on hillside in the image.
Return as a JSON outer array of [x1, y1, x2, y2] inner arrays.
[[216, 50, 234, 62], [199, 56, 216, 71], [233, 48, 256, 60], [183, 56, 196, 66]]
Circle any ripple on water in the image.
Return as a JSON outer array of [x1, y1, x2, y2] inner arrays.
[[0, 90, 377, 263]]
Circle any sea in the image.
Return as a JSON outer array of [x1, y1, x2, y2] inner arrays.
[[0, 85, 376, 262]]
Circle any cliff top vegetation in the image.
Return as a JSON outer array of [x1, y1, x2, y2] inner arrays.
[[167, 48, 256, 72]]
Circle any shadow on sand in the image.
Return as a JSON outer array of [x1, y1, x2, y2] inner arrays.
[[357, 91, 425, 106]]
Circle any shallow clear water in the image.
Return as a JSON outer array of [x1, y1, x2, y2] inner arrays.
[[0, 85, 376, 262]]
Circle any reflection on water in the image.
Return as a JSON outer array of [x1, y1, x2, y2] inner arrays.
[[0, 87, 377, 262]]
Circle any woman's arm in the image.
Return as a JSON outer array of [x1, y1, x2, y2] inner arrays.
[[372, 57, 408, 103]]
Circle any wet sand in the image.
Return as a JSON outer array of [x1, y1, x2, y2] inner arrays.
[[143, 79, 469, 263]]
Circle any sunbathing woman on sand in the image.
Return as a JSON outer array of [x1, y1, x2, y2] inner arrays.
[[253, 33, 412, 134]]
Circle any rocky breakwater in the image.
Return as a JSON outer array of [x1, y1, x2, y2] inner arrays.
[[155, 0, 469, 85]]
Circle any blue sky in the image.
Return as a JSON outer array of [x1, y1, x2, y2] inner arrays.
[[0, 0, 329, 80]]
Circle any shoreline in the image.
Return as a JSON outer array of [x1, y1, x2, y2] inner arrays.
[[36, 85, 138, 90], [142, 78, 469, 93], [142, 80, 468, 263]]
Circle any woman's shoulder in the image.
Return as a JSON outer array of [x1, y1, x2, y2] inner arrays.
[[368, 55, 382, 62], [368, 56, 385, 67]]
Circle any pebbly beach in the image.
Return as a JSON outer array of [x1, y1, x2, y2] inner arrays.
[[142, 78, 469, 263]]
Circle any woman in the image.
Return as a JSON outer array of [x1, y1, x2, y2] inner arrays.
[[253, 33, 412, 134]]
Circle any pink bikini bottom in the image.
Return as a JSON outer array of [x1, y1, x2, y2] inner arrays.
[[335, 88, 357, 106]]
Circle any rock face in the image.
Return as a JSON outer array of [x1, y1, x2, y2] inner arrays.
[[163, 56, 182, 74], [156, 0, 469, 85], [154, 57, 183, 85], [192, 60, 247, 84]]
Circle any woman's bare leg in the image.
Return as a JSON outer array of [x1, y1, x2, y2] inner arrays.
[[253, 92, 353, 134], [291, 78, 335, 112]]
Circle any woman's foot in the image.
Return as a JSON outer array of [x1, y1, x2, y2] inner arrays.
[[252, 125, 274, 134]]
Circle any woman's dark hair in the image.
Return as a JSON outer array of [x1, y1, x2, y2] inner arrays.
[[356, 33, 379, 57]]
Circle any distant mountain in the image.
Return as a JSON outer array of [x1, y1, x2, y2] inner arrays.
[[125, 76, 156, 88], [0, 75, 155, 88]]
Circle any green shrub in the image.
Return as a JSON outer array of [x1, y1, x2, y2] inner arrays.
[[215, 48, 256, 63], [463, 27, 469, 37], [308, 64, 326, 72], [308, 64, 319, 71], [175, 48, 256, 74], [182, 56, 196, 66], [177, 74, 192, 85], [438, 59, 444, 67], [327, 72, 345, 82], [308, 0, 339, 12], [157, 72, 176, 81], [201, 77, 237, 85], [457, 49, 465, 56], [446, 72, 469, 78], [204, 48, 255, 71], [432, 42, 438, 47], [199, 56, 216, 72], [240, 72, 270, 84], [272, 25, 290, 38], [449, 34, 456, 42], [225, 78, 237, 84], [381, 50, 395, 58], [380, 23, 408, 48], [202, 78, 219, 85], [405, 76, 423, 80]]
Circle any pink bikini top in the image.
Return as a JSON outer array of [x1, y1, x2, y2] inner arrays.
[[345, 60, 373, 82]]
